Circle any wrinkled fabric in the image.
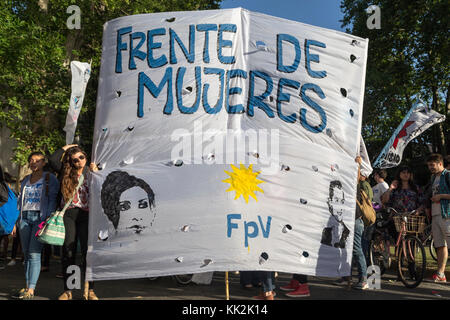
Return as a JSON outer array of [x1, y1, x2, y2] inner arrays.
[[86, 9, 368, 281]]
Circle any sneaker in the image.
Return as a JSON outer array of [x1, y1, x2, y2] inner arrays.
[[58, 291, 73, 300], [18, 291, 34, 300], [280, 279, 300, 292], [83, 289, 99, 300], [332, 277, 348, 286], [427, 272, 447, 283], [11, 288, 26, 299], [353, 281, 369, 290], [7, 259, 16, 267], [286, 283, 310, 298]]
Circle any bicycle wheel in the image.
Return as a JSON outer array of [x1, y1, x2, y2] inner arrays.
[[174, 274, 194, 285], [369, 236, 389, 275], [397, 235, 426, 288], [429, 238, 438, 262]]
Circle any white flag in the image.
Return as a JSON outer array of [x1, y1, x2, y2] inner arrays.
[[63, 61, 91, 145], [359, 135, 373, 177], [373, 102, 446, 169]]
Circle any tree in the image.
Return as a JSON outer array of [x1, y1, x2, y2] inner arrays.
[[0, 0, 222, 175], [340, 0, 449, 169]]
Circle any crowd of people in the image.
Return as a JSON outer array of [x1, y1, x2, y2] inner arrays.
[[239, 154, 450, 300], [0, 145, 449, 300], [0, 144, 98, 300]]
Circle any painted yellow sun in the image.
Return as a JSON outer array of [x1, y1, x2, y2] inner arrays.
[[222, 164, 264, 203]]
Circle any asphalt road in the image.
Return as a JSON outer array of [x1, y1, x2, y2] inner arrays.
[[0, 256, 449, 301]]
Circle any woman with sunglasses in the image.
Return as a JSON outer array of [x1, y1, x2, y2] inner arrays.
[[49, 145, 99, 300]]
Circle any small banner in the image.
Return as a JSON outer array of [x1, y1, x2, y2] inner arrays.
[[373, 102, 446, 169], [63, 61, 91, 145]]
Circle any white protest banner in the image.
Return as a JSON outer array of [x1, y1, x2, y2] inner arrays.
[[86, 8, 369, 281], [373, 102, 446, 169], [63, 61, 91, 145]]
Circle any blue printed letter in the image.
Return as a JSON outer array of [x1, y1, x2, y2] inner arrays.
[[247, 71, 274, 118], [277, 34, 301, 73], [226, 69, 247, 114], [196, 24, 218, 63], [116, 26, 132, 73], [147, 28, 168, 68], [244, 221, 259, 248], [203, 67, 224, 114], [129, 32, 146, 70], [305, 39, 327, 78], [276, 78, 300, 123], [227, 214, 241, 237], [137, 68, 173, 117], [300, 83, 327, 133], [218, 24, 236, 64]]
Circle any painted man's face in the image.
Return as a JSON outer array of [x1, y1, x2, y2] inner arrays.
[[118, 186, 151, 234], [329, 187, 345, 222]]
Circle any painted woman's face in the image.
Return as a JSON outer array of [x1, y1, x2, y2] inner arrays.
[[118, 186, 153, 234]]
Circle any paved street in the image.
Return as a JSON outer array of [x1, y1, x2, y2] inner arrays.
[[1, 256, 449, 301]]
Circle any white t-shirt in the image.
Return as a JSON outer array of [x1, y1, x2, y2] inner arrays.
[[372, 181, 389, 204], [431, 175, 441, 216], [22, 177, 44, 211]]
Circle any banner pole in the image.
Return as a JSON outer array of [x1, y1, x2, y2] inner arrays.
[[225, 271, 229, 300]]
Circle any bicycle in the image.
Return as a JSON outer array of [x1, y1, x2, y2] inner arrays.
[[369, 207, 427, 288], [391, 208, 427, 288], [418, 223, 437, 262], [421, 224, 450, 261], [368, 209, 391, 275]]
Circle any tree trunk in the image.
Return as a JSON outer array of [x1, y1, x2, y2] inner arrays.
[[431, 86, 445, 154], [64, 29, 83, 67]]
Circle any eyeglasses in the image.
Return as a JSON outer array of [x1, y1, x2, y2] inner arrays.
[[72, 155, 86, 163]]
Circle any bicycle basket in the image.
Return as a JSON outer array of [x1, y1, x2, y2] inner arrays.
[[393, 215, 426, 234]]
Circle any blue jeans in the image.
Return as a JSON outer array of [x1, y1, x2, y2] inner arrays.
[[352, 218, 367, 283], [256, 271, 275, 292], [19, 211, 44, 290]]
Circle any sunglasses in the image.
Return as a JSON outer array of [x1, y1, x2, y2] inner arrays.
[[72, 155, 86, 163]]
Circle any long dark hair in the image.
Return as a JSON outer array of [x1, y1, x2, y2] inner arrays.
[[394, 166, 418, 193], [101, 171, 155, 229], [61, 146, 88, 202]]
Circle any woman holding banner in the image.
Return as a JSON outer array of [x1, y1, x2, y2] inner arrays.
[[49, 145, 99, 300]]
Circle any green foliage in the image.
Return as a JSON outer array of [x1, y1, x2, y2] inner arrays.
[[341, 0, 449, 165], [0, 0, 222, 165]]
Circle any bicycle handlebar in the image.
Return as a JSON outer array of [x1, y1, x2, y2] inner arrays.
[[385, 207, 417, 217]]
